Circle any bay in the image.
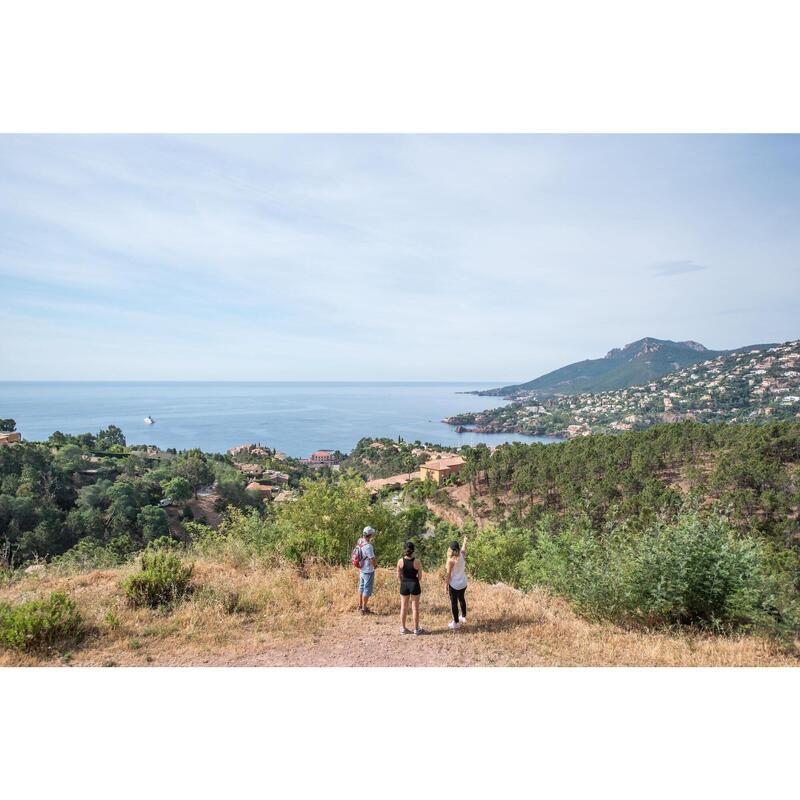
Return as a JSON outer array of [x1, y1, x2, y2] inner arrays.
[[0, 381, 558, 456]]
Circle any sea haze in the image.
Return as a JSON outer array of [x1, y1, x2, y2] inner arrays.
[[0, 381, 557, 456]]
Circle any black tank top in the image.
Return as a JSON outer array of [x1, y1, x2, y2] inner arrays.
[[401, 557, 418, 581]]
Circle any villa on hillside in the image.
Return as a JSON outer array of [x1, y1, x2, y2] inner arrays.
[[0, 431, 21, 446], [246, 481, 273, 500], [365, 472, 420, 491], [301, 449, 338, 468], [419, 455, 465, 484]]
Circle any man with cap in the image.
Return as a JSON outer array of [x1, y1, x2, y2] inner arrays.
[[357, 526, 378, 614]]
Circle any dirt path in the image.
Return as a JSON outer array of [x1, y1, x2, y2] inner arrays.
[[206, 609, 522, 667]]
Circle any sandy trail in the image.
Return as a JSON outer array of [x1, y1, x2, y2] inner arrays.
[[204, 608, 524, 667]]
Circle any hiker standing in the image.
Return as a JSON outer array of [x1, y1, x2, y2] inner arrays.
[[445, 535, 468, 630], [355, 526, 377, 614], [397, 540, 424, 636]]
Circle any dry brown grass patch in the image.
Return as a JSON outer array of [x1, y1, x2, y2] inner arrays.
[[1, 561, 797, 667]]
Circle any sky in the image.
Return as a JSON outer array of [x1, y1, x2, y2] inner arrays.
[[1, 134, 798, 382]]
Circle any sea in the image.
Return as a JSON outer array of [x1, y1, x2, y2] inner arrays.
[[0, 381, 558, 457]]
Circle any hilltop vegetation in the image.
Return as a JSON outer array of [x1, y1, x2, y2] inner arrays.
[[449, 340, 800, 438]]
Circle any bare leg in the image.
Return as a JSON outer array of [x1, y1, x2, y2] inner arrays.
[[411, 596, 420, 631], [400, 595, 409, 629]]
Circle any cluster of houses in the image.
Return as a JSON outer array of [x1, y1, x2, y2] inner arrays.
[[551, 341, 800, 434], [228, 443, 288, 462], [457, 340, 800, 438]]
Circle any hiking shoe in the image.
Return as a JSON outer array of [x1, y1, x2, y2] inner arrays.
[[448, 621, 460, 630], [400, 627, 410, 635], [414, 628, 425, 636], [459, 615, 467, 623], [362, 608, 374, 615]]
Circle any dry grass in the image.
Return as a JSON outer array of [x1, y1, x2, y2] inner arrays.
[[1, 561, 797, 667]]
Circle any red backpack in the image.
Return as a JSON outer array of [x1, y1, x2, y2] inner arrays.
[[351, 539, 364, 569]]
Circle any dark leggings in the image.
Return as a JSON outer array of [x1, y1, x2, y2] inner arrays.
[[449, 585, 467, 623]]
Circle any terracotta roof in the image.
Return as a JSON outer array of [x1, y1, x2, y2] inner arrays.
[[246, 482, 272, 493], [420, 456, 465, 471], [365, 471, 420, 490]]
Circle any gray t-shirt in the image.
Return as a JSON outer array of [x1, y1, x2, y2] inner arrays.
[[360, 541, 375, 573]]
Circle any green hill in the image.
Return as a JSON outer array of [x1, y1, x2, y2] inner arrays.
[[482, 337, 775, 397]]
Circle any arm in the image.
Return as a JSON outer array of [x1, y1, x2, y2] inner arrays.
[[445, 558, 454, 591], [416, 559, 423, 582], [397, 559, 403, 580], [462, 535, 468, 555]]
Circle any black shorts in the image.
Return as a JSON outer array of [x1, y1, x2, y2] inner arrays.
[[400, 580, 421, 596]]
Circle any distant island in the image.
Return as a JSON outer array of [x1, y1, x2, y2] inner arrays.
[[447, 338, 800, 438]]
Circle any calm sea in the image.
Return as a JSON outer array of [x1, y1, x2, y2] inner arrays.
[[0, 382, 557, 456]]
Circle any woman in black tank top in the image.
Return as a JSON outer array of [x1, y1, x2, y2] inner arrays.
[[397, 541, 424, 635]]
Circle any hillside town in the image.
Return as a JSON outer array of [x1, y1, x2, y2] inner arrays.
[[446, 339, 800, 438]]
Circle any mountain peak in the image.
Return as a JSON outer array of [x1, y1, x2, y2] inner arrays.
[[605, 337, 708, 360], [678, 340, 709, 352]]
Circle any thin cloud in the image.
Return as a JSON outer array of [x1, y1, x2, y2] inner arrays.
[[1, 135, 797, 380], [651, 260, 708, 277]]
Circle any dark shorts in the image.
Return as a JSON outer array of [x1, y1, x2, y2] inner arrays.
[[400, 580, 421, 596]]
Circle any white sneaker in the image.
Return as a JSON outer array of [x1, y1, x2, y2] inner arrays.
[[448, 620, 460, 630], [400, 627, 410, 635], [459, 615, 467, 623], [414, 628, 425, 636]]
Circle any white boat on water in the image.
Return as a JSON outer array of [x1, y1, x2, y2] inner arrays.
[[144, 416, 155, 425]]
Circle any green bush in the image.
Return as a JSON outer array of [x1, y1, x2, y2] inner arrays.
[[625, 513, 798, 633], [187, 510, 288, 567], [467, 525, 531, 585], [53, 536, 136, 572], [0, 592, 84, 652], [276, 476, 400, 567], [122, 550, 193, 608], [516, 512, 800, 636]]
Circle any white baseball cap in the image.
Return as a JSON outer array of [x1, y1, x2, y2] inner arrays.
[[363, 526, 376, 537]]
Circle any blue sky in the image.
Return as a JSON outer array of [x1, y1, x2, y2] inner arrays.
[[1, 134, 798, 381]]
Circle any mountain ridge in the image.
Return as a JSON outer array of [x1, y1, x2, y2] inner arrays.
[[479, 337, 778, 398]]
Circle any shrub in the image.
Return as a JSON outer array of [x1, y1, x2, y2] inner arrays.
[[0, 592, 84, 652], [467, 525, 531, 585], [625, 513, 799, 633], [53, 536, 137, 572], [122, 550, 193, 608], [517, 512, 800, 636], [276, 476, 399, 566], [189, 510, 288, 567]]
